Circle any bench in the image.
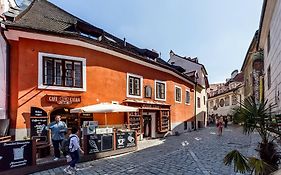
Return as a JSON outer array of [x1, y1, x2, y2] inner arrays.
[[36, 142, 51, 158]]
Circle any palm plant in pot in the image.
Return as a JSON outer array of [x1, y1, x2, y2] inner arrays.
[[224, 96, 281, 174]]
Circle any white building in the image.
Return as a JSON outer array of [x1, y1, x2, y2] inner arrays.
[[168, 50, 209, 129], [0, 0, 17, 119], [258, 0, 281, 114], [208, 71, 244, 120]]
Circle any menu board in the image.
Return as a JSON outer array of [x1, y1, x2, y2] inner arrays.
[[87, 134, 113, 154], [0, 140, 33, 171], [30, 117, 48, 141], [116, 131, 136, 149]]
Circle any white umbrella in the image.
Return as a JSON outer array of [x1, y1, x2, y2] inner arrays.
[[70, 103, 138, 125]]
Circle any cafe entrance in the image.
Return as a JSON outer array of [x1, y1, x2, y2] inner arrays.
[[50, 108, 78, 130], [50, 108, 94, 131]]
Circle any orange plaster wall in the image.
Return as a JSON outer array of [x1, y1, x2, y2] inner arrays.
[[9, 37, 195, 130]]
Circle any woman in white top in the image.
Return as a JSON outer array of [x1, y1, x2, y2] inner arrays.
[[64, 127, 84, 174]]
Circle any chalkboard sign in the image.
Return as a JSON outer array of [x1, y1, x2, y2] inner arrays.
[[116, 132, 127, 149], [31, 107, 47, 117], [116, 131, 136, 149], [87, 134, 101, 154], [126, 131, 136, 147], [87, 134, 113, 154], [0, 140, 33, 171], [101, 134, 113, 151], [30, 117, 48, 141]]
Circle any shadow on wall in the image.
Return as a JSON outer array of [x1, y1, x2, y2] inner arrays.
[[169, 111, 207, 136]]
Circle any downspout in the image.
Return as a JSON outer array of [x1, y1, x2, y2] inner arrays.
[[194, 82, 197, 131], [1, 24, 10, 132]]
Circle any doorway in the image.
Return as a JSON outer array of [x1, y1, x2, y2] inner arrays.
[[143, 112, 156, 138], [50, 108, 78, 129]]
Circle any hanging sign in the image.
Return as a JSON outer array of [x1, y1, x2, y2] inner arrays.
[[31, 107, 47, 117], [46, 95, 81, 105]]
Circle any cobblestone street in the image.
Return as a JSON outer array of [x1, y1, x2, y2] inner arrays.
[[33, 125, 260, 175]]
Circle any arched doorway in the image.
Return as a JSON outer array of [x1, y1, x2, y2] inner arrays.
[[50, 108, 78, 129]]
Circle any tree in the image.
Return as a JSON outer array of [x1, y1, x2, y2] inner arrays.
[[224, 96, 280, 174]]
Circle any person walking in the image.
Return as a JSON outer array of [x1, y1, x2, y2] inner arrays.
[[217, 117, 223, 136], [47, 115, 68, 161], [224, 117, 228, 128], [64, 127, 84, 175]]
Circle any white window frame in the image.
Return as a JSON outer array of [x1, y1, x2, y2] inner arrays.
[[155, 80, 166, 101], [38, 52, 86, 91], [185, 89, 191, 105], [126, 73, 143, 99], [175, 85, 182, 103]]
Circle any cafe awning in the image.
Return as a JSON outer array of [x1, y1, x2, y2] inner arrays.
[[70, 103, 138, 113], [70, 103, 138, 126]]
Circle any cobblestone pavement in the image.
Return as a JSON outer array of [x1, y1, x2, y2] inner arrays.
[[32, 125, 260, 175]]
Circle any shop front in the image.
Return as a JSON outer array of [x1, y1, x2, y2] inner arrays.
[[124, 100, 171, 140]]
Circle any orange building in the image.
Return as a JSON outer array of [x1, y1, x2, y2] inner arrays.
[[1, 0, 196, 140]]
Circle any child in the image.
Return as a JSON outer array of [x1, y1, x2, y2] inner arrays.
[[64, 127, 84, 174]]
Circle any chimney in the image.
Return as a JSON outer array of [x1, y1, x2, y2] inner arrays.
[[123, 37, 126, 47]]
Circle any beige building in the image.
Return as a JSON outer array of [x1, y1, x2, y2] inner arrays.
[[208, 71, 244, 120], [241, 31, 264, 104], [258, 0, 281, 114]]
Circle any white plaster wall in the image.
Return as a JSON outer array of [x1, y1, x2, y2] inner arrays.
[[171, 121, 192, 134], [0, 33, 7, 119], [196, 88, 207, 127], [264, 1, 281, 113]]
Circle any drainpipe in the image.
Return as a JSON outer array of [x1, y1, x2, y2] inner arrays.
[[1, 24, 10, 131], [194, 82, 197, 131]]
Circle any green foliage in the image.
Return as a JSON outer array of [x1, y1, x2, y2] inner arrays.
[[225, 96, 281, 174], [248, 157, 275, 175], [224, 150, 250, 173]]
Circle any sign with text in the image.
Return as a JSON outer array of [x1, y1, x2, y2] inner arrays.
[[30, 117, 48, 141], [30, 107, 47, 117], [116, 131, 136, 149], [0, 140, 33, 171], [46, 95, 81, 105], [87, 134, 113, 154]]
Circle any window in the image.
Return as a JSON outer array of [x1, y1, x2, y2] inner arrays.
[[185, 90, 190, 104], [267, 30, 271, 54], [203, 96, 206, 105], [175, 86, 182, 103], [216, 99, 219, 108], [225, 96, 230, 106], [197, 97, 201, 108], [219, 99, 224, 107], [210, 100, 214, 108], [232, 95, 238, 105], [43, 57, 82, 88], [267, 65, 271, 90], [39, 53, 86, 91], [155, 80, 166, 101], [127, 73, 143, 98]]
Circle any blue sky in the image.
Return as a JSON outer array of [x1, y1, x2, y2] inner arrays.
[[45, 1, 262, 83]]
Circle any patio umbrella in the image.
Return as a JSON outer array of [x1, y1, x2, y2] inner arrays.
[[70, 103, 138, 125]]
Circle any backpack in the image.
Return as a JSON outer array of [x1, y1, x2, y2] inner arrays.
[[62, 135, 76, 154]]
